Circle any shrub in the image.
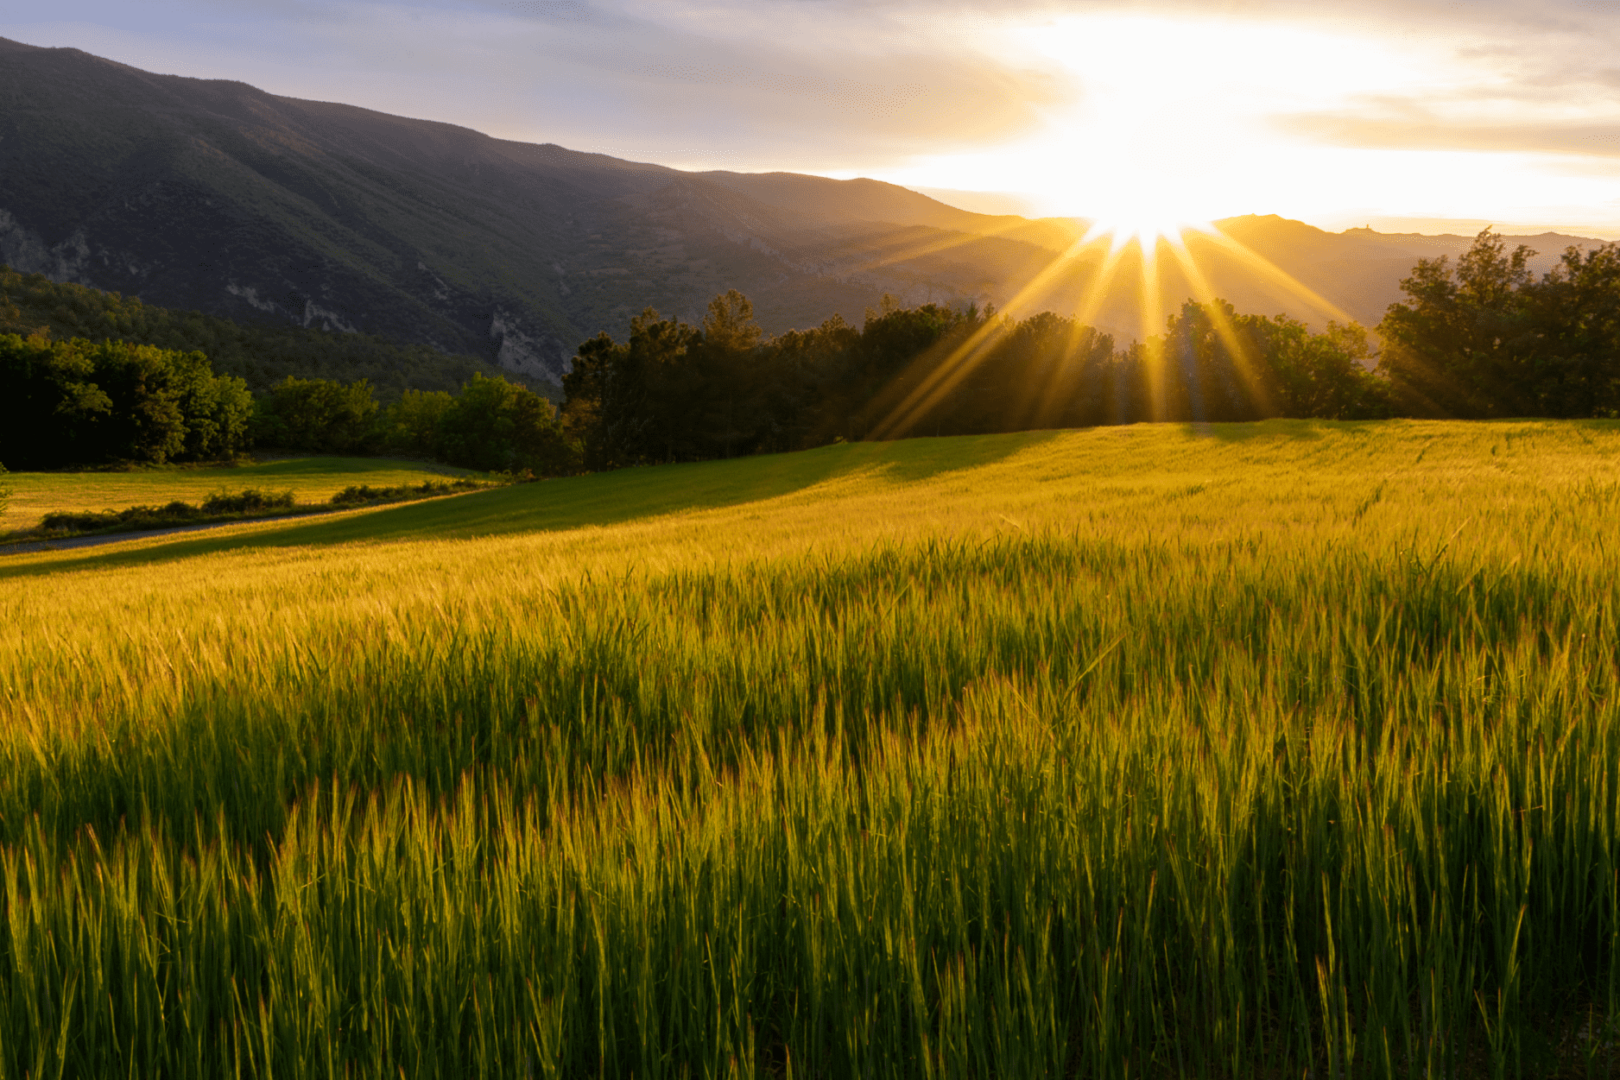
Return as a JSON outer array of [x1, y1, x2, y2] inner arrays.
[[200, 489, 294, 515], [330, 478, 483, 507]]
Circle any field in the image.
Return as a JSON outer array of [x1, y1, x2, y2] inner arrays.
[[0, 456, 475, 533], [2, 419, 1619, 1077]]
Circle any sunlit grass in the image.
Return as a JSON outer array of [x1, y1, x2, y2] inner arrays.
[[0, 455, 476, 532], [2, 420, 1620, 1076]]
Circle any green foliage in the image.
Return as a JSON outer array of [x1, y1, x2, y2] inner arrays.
[[249, 375, 577, 476], [199, 489, 295, 515], [563, 310, 702, 470], [563, 291, 1396, 469], [0, 333, 253, 468], [378, 389, 455, 458], [252, 377, 381, 454], [38, 489, 293, 534], [436, 373, 575, 474], [1145, 300, 1392, 422], [1380, 229, 1620, 417], [329, 479, 485, 507], [0, 265, 519, 398], [40, 503, 206, 533]]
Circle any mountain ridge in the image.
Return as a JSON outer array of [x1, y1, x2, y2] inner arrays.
[[0, 36, 1607, 386]]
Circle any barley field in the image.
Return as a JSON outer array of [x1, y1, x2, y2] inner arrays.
[[2, 420, 1618, 1077]]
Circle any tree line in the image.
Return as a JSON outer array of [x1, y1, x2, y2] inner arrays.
[[3, 228, 1615, 478], [561, 290, 1389, 470], [0, 331, 569, 474], [561, 229, 1620, 469], [0, 334, 254, 470]]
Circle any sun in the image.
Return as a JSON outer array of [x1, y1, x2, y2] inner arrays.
[[1040, 153, 1216, 249], [969, 13, 1419, 242], [1078, 200, 1211, 251]]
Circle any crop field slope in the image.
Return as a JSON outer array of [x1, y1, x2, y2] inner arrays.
[[2, 419, 1619, 1077]]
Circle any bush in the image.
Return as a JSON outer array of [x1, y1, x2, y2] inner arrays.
[[38, 489, 293, 535], [199, 489, 294, 515], [41, 505, 198, 533], [329, 479, 484, 507]]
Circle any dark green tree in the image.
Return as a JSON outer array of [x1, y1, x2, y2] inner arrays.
[[437, 373, 575, 474], [0, 334, 112, 468], [690, 290, 768, 459], [0, 334, 252, 466], [562, 309, 698, 469], [1378, 229, 1539, 416], [1519, 242, 1620, 417], [1264, 318, 1391, 420], [252, 377, 380, 453], [380, 389, 455, 458]]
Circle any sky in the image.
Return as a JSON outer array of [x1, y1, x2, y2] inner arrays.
[[6, 0, 1620, 237]]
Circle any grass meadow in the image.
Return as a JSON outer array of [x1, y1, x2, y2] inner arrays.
[[2, 419, 1619, 1077], [0, 456, 474, 533]]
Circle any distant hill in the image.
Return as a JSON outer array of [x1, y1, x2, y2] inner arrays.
[[0, 37, 1607, 385]]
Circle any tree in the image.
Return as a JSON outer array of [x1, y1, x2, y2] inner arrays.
[[690, 290, 768, 458], [849, 303, 974, 439], [0, 462, 10, 522], [702, 289, 763, 352], [0, 333, 112, 468], [252, 377, 379, 453], [380, 389, 455, 457], [437, 373, 575, 474], [1258, 317, 1391, 420], [0, 334, 253, 467], [561, 309, 698, 469], [1519, 241, 1620, 417], [1378, 229, 1539, 416]]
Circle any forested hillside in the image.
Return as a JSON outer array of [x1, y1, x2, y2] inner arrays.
[[0, 266, 519, 397]]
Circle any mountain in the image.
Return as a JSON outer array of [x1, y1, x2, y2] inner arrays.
[[0, 37, 1607, 387]]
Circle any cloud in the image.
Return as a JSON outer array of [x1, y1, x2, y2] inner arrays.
[[1277, 112, 1620, 159]]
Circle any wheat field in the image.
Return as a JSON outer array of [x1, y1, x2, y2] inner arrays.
[[2, 419, 1618, 1077]]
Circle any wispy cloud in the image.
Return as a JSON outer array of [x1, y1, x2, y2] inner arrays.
[[1278, 113, 1620, 159]]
